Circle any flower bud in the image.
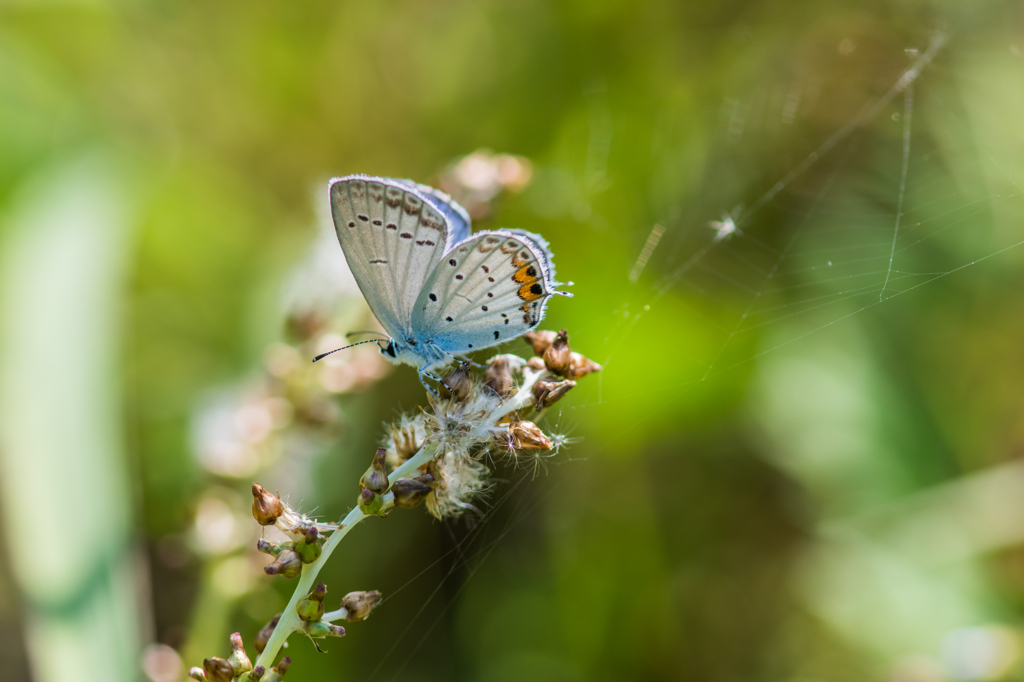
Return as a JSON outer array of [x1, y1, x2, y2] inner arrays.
[[189, 668, 207, 681], [359, 448, 389, 494], [441, 362, 472, 401], [203, 657, 234, 682], [357, 487, 389, 517], [391, 475, 434, 509], [264, 549, 302, 578], [526, 356, 546, 372], [252, 483, 285, 526], [340, 590, 383, 622], [229, 632, 253, 675], [542, 329, 571, 376], [241, 666, 265, 682], [484, 356, 516, 397], [570, 352, 601, 379], [532, 379, 576, 409], [509, 421, 552, 450], [297, 582, 327, 622], [254, 614, 280, 654], [523, 330, 556, 356], [256, 538, 293, 557], [295, 525, 322, 564], [263, 657, 291, 682], [305, 620, 346, 639]]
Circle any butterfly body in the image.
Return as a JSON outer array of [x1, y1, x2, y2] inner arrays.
[[328, 175, 571, 386]]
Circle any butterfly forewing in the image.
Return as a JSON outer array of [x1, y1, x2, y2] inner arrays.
[[330, 176, 450, 336], [412, 230, 557, 353]]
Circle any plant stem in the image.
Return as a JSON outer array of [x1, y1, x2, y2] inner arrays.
[[253, 446, 435, 669]]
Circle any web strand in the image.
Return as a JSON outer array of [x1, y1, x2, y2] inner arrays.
[[880, 82, 914, 301]]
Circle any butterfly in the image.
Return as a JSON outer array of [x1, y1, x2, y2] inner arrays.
[[324, 175, 572, 388]]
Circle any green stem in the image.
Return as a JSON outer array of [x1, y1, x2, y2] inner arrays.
[[253, 446, 435, 669]]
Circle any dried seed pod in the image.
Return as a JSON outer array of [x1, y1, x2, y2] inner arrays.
[[189, 668, 207, 681], [263, 656, 291, 682], [441, 362, 472, 400], [509, 421, 553, 450], [570, 352, 601, 379], [256, 538, 292, 557], [359, 448, 389, 494], [523, 330, 557, 356], [390, 423, 421, 463], [228, 632, 253, 675], [542, 329, 572, 376], [264, 549, 302, 578], [532, 379, 576, 408], [484, 356, 516, 397], [340, 590, 383, 622], [391, 475, 434, 509], [254, 614, 281, 654], [295, 525, 322, 564], [297, 582, 327, 622], [252, 483, 285, 526], [202, 657, 235, 682], [526, 356, 546, 372]]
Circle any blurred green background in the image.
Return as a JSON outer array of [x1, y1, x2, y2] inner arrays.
[[2, 1, 1024, 681]]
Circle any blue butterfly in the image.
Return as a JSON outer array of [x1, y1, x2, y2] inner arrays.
[[322, 175, 571, 388]]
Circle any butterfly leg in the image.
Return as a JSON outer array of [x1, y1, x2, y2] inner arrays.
[[420, 368, 461, 397], [436, 346, 486, 370]]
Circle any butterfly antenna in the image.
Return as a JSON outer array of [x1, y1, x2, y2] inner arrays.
[[345, 330, 388, 339], [312, 339, 383, 362]]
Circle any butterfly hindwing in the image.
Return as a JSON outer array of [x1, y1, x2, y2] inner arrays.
[[330, 176, 451, 336], [399, 180, 472, 249], [411, 230, 559, 354]]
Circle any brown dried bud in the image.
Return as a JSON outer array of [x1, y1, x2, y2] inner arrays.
[[509, 421, 553, 450], [570, 352, 601, 379], [391, 475, 434, 509], [254, 614, 280, 654], [441, 362, 472, 400], [359, 448, 389, 494], [203, 657, 235, 682], [526, 356, 546, 372], [252, 483, 285, 526], [264, 549, 302, 578], [532, 379, 576, 408], [228, 632, 253, 675], [297, 582, 327, 622], [484, 356, 516, 397], [263, 656, 291, 682], [543, 329, 572, 376], [523, 330, 557, 356], [340, 590, 383, 622]]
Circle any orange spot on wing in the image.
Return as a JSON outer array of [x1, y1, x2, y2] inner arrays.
[[518, 282, 544, 301], [512, 264, 537, 283]]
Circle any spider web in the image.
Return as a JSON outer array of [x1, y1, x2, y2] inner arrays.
[[580, 32, 1024, 407], [354, 29, 1024, 681]]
